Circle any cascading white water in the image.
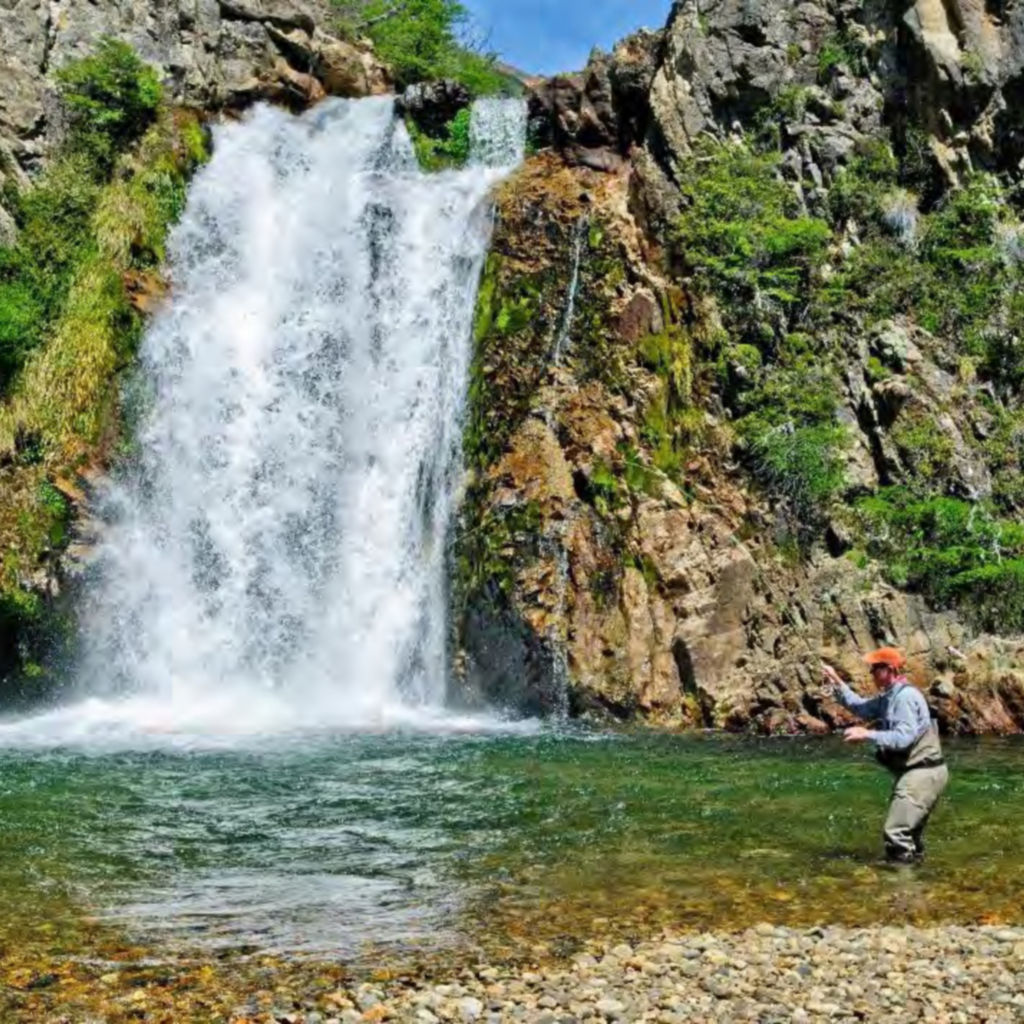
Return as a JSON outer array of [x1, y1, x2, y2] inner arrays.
[[5, 96, 526, 742]]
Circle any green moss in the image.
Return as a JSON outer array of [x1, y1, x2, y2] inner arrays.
[[621, 444, 667, 501], [586, 458, 627, 517], [464, 253, 552, 472], [455, 497, 543, 605], [639, 324, 692, 408], [472, 254, 499, 342]]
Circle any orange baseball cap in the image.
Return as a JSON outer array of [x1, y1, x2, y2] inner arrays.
[[863, 647, 905, 669]]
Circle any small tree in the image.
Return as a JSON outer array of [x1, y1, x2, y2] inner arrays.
[[332, 0, 507, 93]]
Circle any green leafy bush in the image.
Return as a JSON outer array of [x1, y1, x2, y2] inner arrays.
[[950, 560, 1024, 632], [817, 170, 1024, 391], [827, 140, 899, 226], [731, 354, 847, 522], [746, 422, 847, 522], [56, 37, 163, 171], [816, 29, 867, 80], [855, 489, 1024, 628]]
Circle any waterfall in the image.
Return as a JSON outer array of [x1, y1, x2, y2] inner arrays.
[[11, 97, 526, 741], [551, 216, 587, 364], [539, 216, 588, 718]]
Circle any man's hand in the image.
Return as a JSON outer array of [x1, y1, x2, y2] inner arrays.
[[844, 725, 872, 743], [822, 663, 843, 695]]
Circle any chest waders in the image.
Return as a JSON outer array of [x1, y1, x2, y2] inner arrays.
[[876, 721, 948, 863]]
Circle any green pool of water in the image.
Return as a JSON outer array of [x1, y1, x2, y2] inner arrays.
[[0, 730, 1021, 965]]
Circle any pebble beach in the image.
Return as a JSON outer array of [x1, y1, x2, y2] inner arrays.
[[228, 924, 1024, 1024]]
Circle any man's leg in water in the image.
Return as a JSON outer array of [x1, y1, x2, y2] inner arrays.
[[883, 765, 949, 862]]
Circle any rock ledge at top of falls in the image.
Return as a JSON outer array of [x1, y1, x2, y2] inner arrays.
[[0, 0, 390, 188]]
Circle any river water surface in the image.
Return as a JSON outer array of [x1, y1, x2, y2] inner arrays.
[[1, 730, 1021, 970]]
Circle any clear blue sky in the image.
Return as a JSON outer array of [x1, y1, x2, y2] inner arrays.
[[461, 1, 674, 76]]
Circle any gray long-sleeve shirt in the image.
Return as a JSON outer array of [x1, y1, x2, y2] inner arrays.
[[836, 679, 932, 751]]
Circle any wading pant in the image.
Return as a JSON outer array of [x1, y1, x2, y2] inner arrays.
[[884, 764, 949, 862]]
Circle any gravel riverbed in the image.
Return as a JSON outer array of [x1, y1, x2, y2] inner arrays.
[[257, 924, 1024, 1024]]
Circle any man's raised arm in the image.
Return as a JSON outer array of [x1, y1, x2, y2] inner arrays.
[[822, 663, 885, 721]]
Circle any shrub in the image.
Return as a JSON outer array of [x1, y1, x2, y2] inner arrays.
[[829, 141, 899, 217], [951, 560, 1024, 632], [746, 422, 847, 521], [817, 29, 866, 80], [855, 489, 1024, 629], [732, 355, 847, 522], [673, 140, 830, 348], [56, 37, 163, 171]]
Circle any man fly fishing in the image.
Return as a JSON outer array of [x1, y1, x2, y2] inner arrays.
[[823, 648, 948, 864]]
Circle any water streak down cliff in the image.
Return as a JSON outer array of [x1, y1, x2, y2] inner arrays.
[[14, 97, 525, 741]]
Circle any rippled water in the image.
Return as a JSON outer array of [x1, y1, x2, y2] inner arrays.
[[1, 731, 1022, 967]]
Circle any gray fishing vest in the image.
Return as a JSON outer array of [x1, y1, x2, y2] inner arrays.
[[875, 683, 944, 774]]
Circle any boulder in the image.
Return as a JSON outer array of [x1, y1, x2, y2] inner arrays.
[[396, 80, 472, 136]]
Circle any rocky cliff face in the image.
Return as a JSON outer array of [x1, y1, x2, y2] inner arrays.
[[453, 0, 1024, 734], [0, 0, 388, 240]]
